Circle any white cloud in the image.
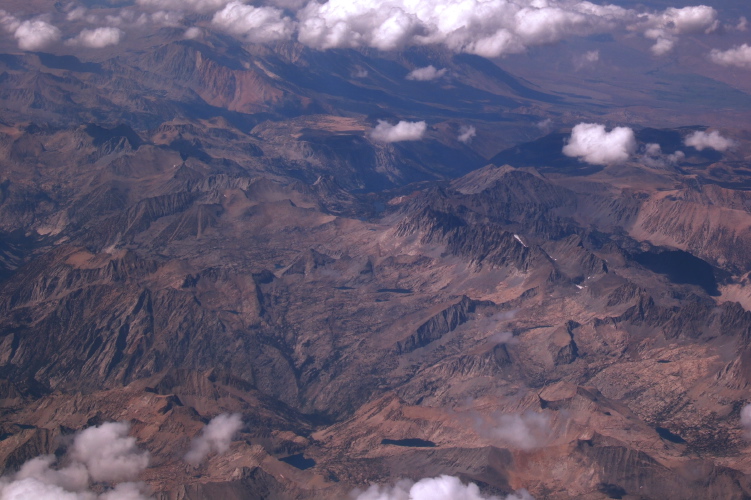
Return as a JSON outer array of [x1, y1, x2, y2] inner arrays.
[[1, 2, 721, 57], [476, 411, 552, 451], [741, 404, 751, 438], [67, 7, 89, 22], [0, 10, 21, 34], [86, 8, 183, 28], [487, 331, 516, 345], [296, 0, 623, 56], [295, 0, 716, 58], [185, 413, 243, 466], [563, 123, 636, 165], [148, 11, 184, 27], [684, 130, 735, 152], [12, 18, 61, 51], [574, 49, 599, 69], [537, 118, 553, 132], [458, 125, 477, 144], [639, 5, 717, 55], [99, 482, 151, 500], [0, 423, 150, 500], [184, 27, 203, 39], [136, 0, 233, 13], [66, 27, 124, 48], [710, 44, 751, 69], [406, 65, 447, 81], [212, 1, 295, 43], [641, 143, 684, 168], [352, 475, 534, 500], [370, 120, 427, 143], [648, 36, 674, 56], [583, 50, 599, 63], [71, 422, 150, 483], [660, 6, 718, 35]]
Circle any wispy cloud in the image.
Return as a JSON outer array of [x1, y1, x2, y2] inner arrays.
[[406, 65, 447, 81], [185, 413, 244, 466], [458, 125, 477, 144]]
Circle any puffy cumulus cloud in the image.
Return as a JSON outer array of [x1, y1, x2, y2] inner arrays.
[[458, 125, 476, 144], [647, 36, 674, 56], [0, 422, 150, 500], [295, 0, 717, 58], [659, 6, 718, 34], [352, 475, 534, 500], [641, 143, 684, 169], [297, 0, 626, 56], [66, 27, 124, 48], [185, 413, 244, 466], [710, 44, 751, 69], [477, 411, 552, 451], [684, 130, 735, 152], [212, 2, 295, 43], [640, 5, 718, 56], [563, 123, 636, 165], [71, 422, 150, 482], [406, 65, 447, 81], [8, 17, 62, 51], [370, 120, 427, 142]]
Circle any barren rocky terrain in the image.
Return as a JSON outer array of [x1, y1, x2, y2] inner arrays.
[[2, 2, 751, 498]]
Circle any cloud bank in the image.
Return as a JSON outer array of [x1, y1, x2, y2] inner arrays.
[[0, 2, 727, 56], [406, 65, 447, 81], [563, 123, 636, 165], [352, 475, 534, 500], [0, 422, 150, 500], [710, 44, 751, 69], [370, 120, 427, 143], [294, 0, 717, 57], [185, 413, 244, 466], [684, 130, 734, 152]]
